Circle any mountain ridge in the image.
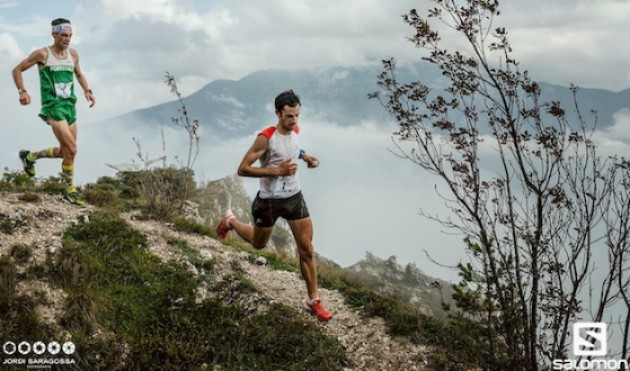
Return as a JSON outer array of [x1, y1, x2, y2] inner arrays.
[[346, 252, 453, 318], [107, 62, 630, 143]]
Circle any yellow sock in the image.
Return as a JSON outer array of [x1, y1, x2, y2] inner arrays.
[[61, 163, 75, 192], [31, 147, 57, 160]]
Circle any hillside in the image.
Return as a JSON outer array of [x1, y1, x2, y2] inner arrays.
[[0, 189, 432, 370]]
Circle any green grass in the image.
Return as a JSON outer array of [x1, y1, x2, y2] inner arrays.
[[172, 216, 213, 236], [17, 191, 40, 203], [0, 170, 142, 213], [0, 256, 56, 345], [9, 244, 32, 265], [0, 170, 486, 369], [37, 211, 347, 369], [0, 214, 14, 234]]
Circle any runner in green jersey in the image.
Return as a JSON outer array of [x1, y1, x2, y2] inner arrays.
[[12, 18, 95, 206]]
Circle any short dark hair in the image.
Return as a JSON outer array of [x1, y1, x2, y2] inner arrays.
[[274, 90, 301, 111], [51, 18, 71, 26]]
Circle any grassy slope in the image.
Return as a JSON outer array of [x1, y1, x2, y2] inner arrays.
[[0, 170, 488, 370]]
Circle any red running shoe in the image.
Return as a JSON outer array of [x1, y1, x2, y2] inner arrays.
[[216, 213, 235, 239], [306, 299, 332, 321]]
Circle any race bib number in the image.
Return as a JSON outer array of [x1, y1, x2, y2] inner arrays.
[[55, 82, 73, 99]]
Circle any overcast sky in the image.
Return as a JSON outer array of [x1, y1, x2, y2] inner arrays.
[[2, 0, 629, 124], [2, 0, 630, 281]]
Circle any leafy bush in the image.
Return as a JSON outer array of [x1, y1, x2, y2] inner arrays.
[[38, 175, 67, 194], [2, 169, 35, 190], [82, 187, 119, 208]]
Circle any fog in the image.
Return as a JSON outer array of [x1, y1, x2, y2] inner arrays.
[[71, 118, 465, 282], [5, 106, 630, 284]]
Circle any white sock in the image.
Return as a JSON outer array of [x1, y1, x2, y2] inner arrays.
[[306, 297, 319, 305]]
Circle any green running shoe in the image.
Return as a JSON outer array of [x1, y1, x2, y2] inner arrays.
[[63, 190, 86, 207], [19, 150, 36, 177]]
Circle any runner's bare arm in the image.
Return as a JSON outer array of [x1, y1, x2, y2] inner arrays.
[[12, 48, 46, 106], [237, 135, 297, 178], [71, 50, 95, 108]]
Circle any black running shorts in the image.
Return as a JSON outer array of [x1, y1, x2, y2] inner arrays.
[[252, 191, 310, 228]]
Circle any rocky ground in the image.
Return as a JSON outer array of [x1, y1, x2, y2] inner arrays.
[[0, 192, 428, 370]]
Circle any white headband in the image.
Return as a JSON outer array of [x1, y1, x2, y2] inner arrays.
[[52, 23, 72, 33]]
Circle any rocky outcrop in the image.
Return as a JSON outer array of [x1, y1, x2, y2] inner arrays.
[[191, 175, 296, 256], [346, 252, 453, 317]]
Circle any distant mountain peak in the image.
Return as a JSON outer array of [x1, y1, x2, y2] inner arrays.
[[346, 251, 453, 317]]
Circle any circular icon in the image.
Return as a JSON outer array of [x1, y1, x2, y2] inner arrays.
[[18, 341, 31, 355], [62, 341, 75, 355], [33, 341, 46, 355], [48, 341, 61, 355], [3, 341, 16, 355]]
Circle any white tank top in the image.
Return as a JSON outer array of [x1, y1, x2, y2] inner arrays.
[[258, 125, 301, 199]]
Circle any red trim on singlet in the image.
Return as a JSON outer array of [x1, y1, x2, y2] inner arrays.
[[259, 126, 276, 139], [258, 125, 300, 139]]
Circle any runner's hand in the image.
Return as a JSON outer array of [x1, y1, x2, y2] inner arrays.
[[19, 91, 31, 106], [302, 154, 320, 168], [85, 90, 95, 108], [276, 159, 298, 176]]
